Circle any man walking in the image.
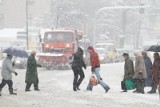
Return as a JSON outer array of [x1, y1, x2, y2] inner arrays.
[[0, 53, 18, 96], [121, 53, 134, 92]]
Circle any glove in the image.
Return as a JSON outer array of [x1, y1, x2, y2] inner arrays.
[[15, 72, 18, 76]]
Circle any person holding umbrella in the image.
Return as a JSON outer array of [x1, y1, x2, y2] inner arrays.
[[25, 51, 41, 92], [0, 53, 18, 96]]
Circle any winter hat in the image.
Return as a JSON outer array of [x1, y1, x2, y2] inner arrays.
[[122, 53, 129, 56], [134, 50, 141, 56]]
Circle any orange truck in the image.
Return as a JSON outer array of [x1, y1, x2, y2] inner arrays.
[[38, 29, 83, 69]]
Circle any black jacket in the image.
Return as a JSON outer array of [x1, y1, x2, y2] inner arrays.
[[72, 47, 86, 69]]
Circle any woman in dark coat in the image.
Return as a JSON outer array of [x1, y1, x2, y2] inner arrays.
[[148, 52, 160, 94], [25, 51, 41, 91], [142, 51, 152, 87], [71, 47, 86, 91]]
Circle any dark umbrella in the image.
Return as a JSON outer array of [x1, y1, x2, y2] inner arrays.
[[146, 45, 160, 52], [3, 47, 28, 58]]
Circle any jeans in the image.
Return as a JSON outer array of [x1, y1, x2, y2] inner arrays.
[[86, 67, 110, 92], [0, 79, 13, 92]]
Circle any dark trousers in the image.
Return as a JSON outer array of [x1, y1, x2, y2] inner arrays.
[[135, 79, 145, 93], [72, 67, 85, 88], [0, 79, 13, 93], [25, 82, 39, 91]]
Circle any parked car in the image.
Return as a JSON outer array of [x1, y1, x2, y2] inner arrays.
[[14, 57, 27, 69], [95, 48, 108, 64]]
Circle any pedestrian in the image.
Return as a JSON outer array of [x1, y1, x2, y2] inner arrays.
[[25, 51, 41, 92], [147, 52, 160, 94], [141, 51, 152, 87], [0, 53, 18, 96], [133, 51, 147, 94], [121, 53, 134, 92], [86, 46, 110, 93], [71, 47, 86, 91]]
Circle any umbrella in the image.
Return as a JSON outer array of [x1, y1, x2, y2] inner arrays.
[[146, 45, 160, 52], [3, 47, 28, 58]]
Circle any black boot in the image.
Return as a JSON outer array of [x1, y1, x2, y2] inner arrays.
[[0, 91, 1, 96], [34, 83, 40, 91], [73, 86, 77, 91], [9, 88, 17, 95], [139, 79, 145, 94], [25, 83, 31, 92], [147, 84, 157, 94]]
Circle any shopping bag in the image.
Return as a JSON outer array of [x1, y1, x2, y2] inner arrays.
[[125, 79, 135, 90], [89, 74, 98, 86]]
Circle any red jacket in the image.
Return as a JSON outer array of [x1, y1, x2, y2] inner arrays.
[[88, 46, 100, 68]]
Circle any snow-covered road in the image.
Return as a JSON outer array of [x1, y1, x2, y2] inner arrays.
[[0, 63, 159, 107]]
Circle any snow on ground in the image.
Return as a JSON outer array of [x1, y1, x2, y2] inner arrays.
[[0, 62, 159, 107]]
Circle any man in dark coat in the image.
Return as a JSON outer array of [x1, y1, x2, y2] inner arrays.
[[142, 51, 152, 87], [25, 51, 41, 91], [71, 47, 86, 91], [121, 53, 134, 92]]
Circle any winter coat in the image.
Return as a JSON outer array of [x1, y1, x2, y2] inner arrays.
[[152, 58, 160, 85], [25, 55, 39, 84], [72, 47, 86, 69], [1, 57, 15, 80], [124, 57, 134, 80], [143, 56, 152, 86], [88, 46, 100, 69], [133, 55, 147, 79]]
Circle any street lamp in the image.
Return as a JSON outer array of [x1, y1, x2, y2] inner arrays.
[[26, 0, 29, 50]]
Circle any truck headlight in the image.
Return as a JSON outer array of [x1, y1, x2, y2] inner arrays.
[[100, 56, 104, 60]]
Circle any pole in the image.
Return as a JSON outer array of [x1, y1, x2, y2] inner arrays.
[[26, 0, 29, 50]]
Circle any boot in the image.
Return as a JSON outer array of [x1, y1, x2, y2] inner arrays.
[[25, 83, 31, 92], [147, 84, 157, 94], [34, 83, 40, 91], [139, 79, 145, 94], [0, 91, 1, 96], [133, 79, 141, 93], [9, 89, 17, 95], [73, 86, 77, 91], [76, 86, 80, 90]]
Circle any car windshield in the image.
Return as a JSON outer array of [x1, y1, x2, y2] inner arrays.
[[44, 32, 73, 42]]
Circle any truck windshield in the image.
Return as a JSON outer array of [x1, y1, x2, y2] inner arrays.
[[44, 32, 73, 42]]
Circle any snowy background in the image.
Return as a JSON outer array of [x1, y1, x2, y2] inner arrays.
[[0, 62, 159, 107]]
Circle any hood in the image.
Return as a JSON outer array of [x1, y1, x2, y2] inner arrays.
[[77, 47, 83, 55], [88, 46, 95, 53]]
